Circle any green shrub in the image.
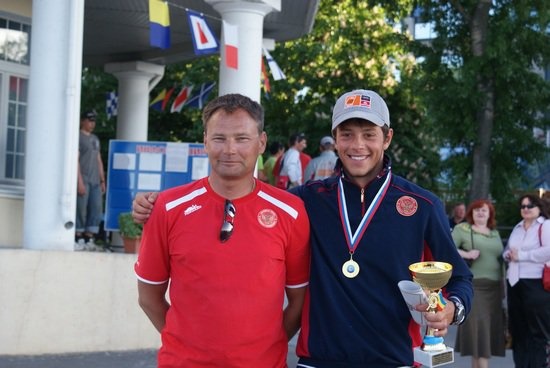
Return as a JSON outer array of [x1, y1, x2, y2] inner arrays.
[[118, 212, 143, 239]]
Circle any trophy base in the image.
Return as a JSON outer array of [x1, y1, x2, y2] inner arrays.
[[413, 346, 454, 367]]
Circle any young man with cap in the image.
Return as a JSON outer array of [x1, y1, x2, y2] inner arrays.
[[131, 89, 473, 367], [303, 136, 338, 181], [292, 89, 472, 367], [75, 109, 106, 251]]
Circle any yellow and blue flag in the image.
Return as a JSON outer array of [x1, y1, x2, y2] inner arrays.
[[150, 87, 175, 112], [149, 0, 170, 49]]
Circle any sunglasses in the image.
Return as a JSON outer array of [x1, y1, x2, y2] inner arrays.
[[220, 200, 236, 242], [520, 204, 536, 210]]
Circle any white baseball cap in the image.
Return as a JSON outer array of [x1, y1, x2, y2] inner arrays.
[[320, 136, 335, 146]]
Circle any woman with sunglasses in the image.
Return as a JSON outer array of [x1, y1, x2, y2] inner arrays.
[[503, 193, 550, 367]]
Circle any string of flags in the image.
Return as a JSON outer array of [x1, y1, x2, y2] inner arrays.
[[107, 0, 289, 118], [147, 0, 286, 79], [150, 82, 216, 113]]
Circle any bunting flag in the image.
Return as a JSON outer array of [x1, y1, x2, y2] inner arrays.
[[186, 9, 219, 55], [223, 21, 238, 69], [149, 0, 171, 49], [171, 85, 194, 113], [150, 87, 175, 112], [183, 82, 216, 109], [263, 48, 286, 81], [150, 88, 166, 111], [162, 87, 175, 111], [261, 58, 271, 97], [106, 91, 118, 119]]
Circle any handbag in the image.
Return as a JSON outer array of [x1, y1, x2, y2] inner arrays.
[[543, 264, 550, 291], [459, 226, 475, 267], [537, 223, 550, 291]]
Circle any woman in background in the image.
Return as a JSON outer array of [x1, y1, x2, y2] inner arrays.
[[452, 199, 505, 368], [503, 193, 550, 368]]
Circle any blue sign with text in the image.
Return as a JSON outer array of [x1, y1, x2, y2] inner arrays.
[[105, 140, 209, 231]]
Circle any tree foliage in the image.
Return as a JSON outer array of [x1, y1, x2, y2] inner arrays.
[[412, 0, 550, 203], [262, 0, 442, 190]]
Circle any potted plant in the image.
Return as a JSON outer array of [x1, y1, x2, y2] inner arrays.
[[118, 212, 143, 253]]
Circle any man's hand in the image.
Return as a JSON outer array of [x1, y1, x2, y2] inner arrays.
[[414, 298, 455, 337], [132, 192, 159, 224]]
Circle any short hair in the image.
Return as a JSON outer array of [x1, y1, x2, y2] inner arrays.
[[289, 132, 306, 146], [465, 199, 497, 229], [202, 93, 264, 134], [335, 118, 391, 138], [519, 193, 550, 218], [268, 141, 283, 155]]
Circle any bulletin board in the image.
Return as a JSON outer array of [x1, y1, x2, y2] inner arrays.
[[104, 140, 209, 231]]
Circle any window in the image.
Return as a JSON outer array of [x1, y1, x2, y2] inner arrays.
[[0, 14, 30, 186], [0, 17, 30, 65], [5, 75, 27, 180]]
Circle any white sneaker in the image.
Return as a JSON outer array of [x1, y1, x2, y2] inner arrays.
[[74, 238, 86, 251], [85, 238, 97, 251]]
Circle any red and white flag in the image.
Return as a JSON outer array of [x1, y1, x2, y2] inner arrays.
[[223, 21, 238, 69], [186, 9, 219, 55], [263, 48, 286, 81], [171, 85, 194, 113]]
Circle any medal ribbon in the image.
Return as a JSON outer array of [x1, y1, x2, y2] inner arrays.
[[337, 172, 392, 254]]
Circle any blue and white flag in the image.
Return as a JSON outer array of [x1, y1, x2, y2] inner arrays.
[[184, 82, 216, 109], [187, 10, 219, 55], [263, 48, 286, 81], [106, 91, 118, 119]]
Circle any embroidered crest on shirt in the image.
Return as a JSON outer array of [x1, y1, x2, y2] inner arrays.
[[184, 204, 202, 216], [396, 196, 418, 217], [257, 209, 277, 228]]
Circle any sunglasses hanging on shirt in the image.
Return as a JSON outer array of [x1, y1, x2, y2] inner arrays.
[[220, 199, 236, 242]]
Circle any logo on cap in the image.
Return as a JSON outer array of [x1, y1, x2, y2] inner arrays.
[[344, 94, 371, 109]]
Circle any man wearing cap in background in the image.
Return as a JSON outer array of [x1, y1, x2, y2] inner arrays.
[[131, 89, 474, 366], [292, 89, 473, 367], [303, 136, 338, 181], [75, 109, 106, 251]]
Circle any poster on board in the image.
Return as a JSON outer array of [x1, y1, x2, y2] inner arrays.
[[105, 140, 209, 231]]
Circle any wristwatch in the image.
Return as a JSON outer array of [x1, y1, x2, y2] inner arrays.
[[449, 296, 466, 325]]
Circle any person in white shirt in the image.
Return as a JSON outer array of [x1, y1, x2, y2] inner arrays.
[[503, 193, 550, 368], [280, 133, 307, 188]]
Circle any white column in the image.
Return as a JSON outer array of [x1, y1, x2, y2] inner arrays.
[[23, 0, 85, 250], [104, 61, 165, 141], [206, 0, 281, 102]]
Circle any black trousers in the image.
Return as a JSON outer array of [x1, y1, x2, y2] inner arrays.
[[507, 279, 550, 368]]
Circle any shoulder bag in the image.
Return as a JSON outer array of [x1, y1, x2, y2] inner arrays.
[[459, 225, 475, 267], [539, 223, 550, 291]]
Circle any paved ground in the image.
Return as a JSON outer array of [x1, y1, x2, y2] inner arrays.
[[0, 326, 514, 367]]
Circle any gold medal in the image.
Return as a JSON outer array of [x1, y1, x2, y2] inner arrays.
[[342, 259, 360, 278]]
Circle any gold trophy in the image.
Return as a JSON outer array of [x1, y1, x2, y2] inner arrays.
[[409, 261, 454, 367]]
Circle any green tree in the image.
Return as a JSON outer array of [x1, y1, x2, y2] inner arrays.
[[263, 0, 442, 190], [413, 1, 550, 203]]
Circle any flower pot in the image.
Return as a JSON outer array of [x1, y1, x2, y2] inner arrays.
[[123, 237, 141, 254]]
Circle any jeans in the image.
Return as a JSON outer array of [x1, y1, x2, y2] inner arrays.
[[76, 181, 103, 234]]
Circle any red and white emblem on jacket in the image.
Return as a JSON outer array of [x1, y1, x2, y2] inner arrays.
[[396, 196, 418, 217], [258, 209, 278, 228]]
